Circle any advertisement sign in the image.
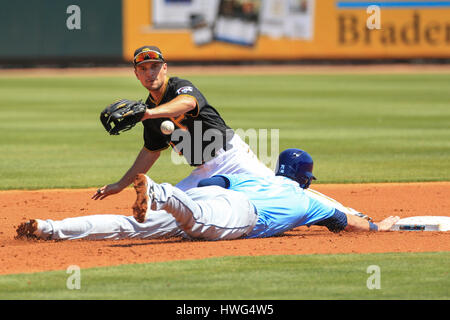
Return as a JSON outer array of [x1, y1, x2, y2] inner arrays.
[[123, 0, 450, 61]]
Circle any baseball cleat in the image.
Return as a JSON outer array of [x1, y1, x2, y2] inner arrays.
[[15, 219, 40, 239], [132, 174, 155, 223]]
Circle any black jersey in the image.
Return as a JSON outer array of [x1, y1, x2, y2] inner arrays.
[[142, 77, 234, 166]]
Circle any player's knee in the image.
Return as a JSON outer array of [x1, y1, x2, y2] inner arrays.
[[314, 209, 348, 233]]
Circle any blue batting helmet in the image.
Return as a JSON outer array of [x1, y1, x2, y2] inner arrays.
[[275, 148, 316, 189]]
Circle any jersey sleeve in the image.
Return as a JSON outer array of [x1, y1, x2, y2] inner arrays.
[[197, 176, 230, 188], [172, 79, 207, 117], [214, 174, 252, 189]]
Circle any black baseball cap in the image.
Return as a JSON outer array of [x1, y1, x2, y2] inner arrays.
[[133, 46, 165, 66]]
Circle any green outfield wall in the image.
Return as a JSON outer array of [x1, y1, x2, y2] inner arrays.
[[0, 0, 122, 61]]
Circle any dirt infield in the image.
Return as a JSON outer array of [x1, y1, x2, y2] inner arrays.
[[1, 182, 449, 275]]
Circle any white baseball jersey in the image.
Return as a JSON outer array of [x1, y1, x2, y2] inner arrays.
[[175, 134, 274, 191]]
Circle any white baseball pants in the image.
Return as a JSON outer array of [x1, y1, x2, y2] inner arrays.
[[175, 134, 274, 191], [37, 185, 257, 241], [38, 211, 185, 240], [153, 183, 258, 241]]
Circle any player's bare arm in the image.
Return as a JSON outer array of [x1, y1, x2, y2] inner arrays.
[[344, 214, 399, 232], [141, 95, 196, 120], [92, 148, 160, 200]]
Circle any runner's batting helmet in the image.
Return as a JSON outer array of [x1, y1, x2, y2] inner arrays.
[[275, 148, 316, 189]]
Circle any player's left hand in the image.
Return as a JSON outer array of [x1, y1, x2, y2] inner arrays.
[[100, 99, 147, 135]]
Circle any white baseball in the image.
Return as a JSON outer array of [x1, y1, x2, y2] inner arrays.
[[160, 120, 175, 135]]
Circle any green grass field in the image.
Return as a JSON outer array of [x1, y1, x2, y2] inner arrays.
[[0, 73, 449, 189], [0, 71, 449, 300], [1, 253, 449, 300]]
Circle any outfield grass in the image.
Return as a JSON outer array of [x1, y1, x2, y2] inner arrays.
[[0, 252, 448, 300], [0, 73, 449, 189]]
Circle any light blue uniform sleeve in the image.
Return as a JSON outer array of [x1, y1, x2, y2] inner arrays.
[[214, 174, 245, 189], [217, 174, 336, 238]]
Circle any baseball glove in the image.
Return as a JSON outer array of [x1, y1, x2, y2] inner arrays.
[[100, 99, 147, 135]]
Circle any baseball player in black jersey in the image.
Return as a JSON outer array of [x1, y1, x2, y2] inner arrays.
[[142, 76, 233, 165], [93, 46, 273, 200]]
